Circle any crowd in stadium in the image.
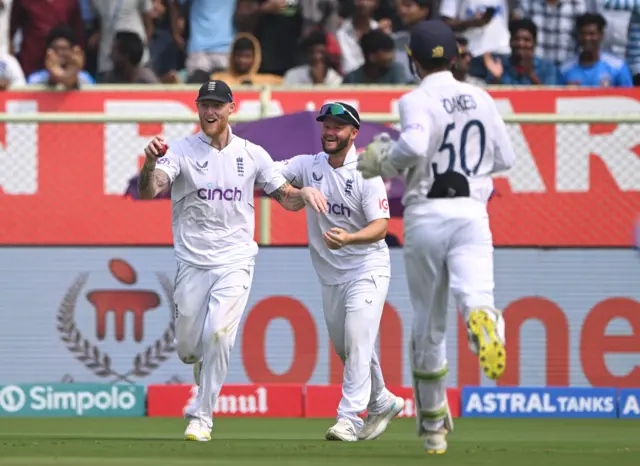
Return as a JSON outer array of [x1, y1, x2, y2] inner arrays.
[[1, 0, 638, 89]]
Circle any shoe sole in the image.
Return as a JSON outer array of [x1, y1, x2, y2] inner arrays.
[[184, 433, 210, 442], [325, 430, 357, 442], [426, 448, 446, 455], [359, 397, 405, 441], [468, 309, 506, 380]]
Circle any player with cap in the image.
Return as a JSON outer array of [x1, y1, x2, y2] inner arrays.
[[275, 102, 404, 442], [356, 20, 516, 453], [137, 80, 327, 442]]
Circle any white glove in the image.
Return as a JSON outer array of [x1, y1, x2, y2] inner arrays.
[[356, 132, 398, 180]]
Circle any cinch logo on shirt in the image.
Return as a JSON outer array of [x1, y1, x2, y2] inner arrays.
[[327, 201, 351, 217], [197, 187, 242, 201]]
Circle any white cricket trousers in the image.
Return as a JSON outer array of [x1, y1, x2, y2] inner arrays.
[[173, 261, 254, 429], [403, 199, 495, 432], [321, 275, 392, 430]]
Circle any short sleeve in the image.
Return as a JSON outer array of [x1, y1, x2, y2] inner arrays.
[[273, 154, 308, 188], [155, 147, 181, 183], [361, 176, 391, 222], [616, 63, 633, 87], [253, 145, 288, 195]]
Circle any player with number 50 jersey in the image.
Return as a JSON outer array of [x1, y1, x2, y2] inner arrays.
[[356, 20, 516, 455]]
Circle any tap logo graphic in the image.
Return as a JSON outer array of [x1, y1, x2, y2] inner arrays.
[[56, 259, 177, 384]]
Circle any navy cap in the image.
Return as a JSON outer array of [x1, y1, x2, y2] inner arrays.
[[408, 20, 458, 66], [316, 102, 361, 129], [195, 80, 233, 103]]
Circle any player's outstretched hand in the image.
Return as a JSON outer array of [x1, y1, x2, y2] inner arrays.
[[301, 187, 328, 213], [144, 135, 168, 159], [357, 133, 397, 179], [323, 227, 351, 250]]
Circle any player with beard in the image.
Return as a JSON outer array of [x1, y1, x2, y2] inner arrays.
[[275, 102, 404, 442], [138, 80, 327, 441]]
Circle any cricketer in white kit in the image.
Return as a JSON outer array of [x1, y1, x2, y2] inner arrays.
[[276, 102, 404, 442], [357, 20, 516, 454], [137, 80, 327, 442]]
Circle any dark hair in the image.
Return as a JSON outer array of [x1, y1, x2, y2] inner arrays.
[[233, 37, 255, 53], [301, 31, 327, 52], [114, 31, 144, 65], [508, 18, 538, 42], [575, 13, 607, 32], [456, 36, 469, 47], [46, 25, 77, 47], [360, 29, 394, 58]]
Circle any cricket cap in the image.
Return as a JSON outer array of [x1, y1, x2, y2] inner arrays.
[[408, 20, 458, 66], [195, 80, 234, 103]]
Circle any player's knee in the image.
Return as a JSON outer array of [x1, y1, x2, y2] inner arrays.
[[176, 340, 200, 364]]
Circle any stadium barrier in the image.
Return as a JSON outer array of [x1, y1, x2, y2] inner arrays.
[[1, 383, 639, 419], [1, 110, 638, 247]]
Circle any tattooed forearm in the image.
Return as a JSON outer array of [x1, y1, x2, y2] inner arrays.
[[268, 182, 306, 211], [137, 161, 170, 199]]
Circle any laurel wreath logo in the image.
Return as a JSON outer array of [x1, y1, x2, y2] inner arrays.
[[56, 272, 177, 384]]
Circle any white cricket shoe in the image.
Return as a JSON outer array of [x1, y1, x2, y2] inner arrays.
[[424, 427, 448, 454], [358, 395, 405, 440], [184, 419, 211, 442], [325, 419, 358, 442]]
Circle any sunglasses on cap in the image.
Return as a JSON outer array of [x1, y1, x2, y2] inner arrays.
[[318, 103, 360, 128]]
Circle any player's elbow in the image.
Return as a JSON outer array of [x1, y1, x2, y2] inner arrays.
[[372, 218, 389, 241]]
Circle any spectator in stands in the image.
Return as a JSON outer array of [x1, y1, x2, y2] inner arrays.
[[212, 33, 283, 85], [79, 0, 99, 78], [91, 0, 153, 83], [283, 30, 342, 85], [440, 0, 512, 79], [518, 0, 588, 67], [303, 0, 341, 35], [603, 0, 640, 84], [0, 52, 26, 89], [589, 0, 631, 60], [485, 18, 559, 85], [101, 31, 159, 83], [235, 0, 303, 77], [184, 0, 234, 83], [454, 37, 486, 86], [26, 25, 94, 87], [10, 0, 84, 77], [343, 28, 407, 83], [149, 0, 183, 83], [336, 0, 379, 75], [393, 0, 430, 83], [560, 13, 632, 86]]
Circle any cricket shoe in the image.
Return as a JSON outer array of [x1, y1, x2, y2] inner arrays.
[[358, 395, 405, 440], [424, 427, 448, 454], [184, 419, 211, 442], [325, 419, 359, 442], [467, 307, 506, 380]]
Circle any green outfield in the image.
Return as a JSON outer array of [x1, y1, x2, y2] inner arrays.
[[0, 418, 638, 466]]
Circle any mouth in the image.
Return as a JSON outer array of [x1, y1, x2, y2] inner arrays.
[[206, 118, 218, 124]]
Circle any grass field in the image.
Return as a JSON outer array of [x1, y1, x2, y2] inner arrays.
[[1, 418, 639, 466]]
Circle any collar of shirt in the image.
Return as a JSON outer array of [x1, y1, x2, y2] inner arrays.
[[322, 145, 358, 169], [419, 70, 456, 90], [197, 125, 234, 147]]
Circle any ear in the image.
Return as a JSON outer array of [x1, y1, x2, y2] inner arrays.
[[228, 101, 236, 113]]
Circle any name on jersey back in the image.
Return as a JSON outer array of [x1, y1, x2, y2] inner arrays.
[[441, 94, 477, 114]]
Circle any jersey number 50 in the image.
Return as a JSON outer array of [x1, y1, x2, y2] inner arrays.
[[433, 119, 486, 176]]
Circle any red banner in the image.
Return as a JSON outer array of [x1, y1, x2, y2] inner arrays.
[[147, 383, 304, 417], [0, 89, 638, 246], [304, 385, 461, 419]]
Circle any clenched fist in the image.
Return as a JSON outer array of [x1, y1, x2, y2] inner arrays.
[[144, 135, 168, 160]]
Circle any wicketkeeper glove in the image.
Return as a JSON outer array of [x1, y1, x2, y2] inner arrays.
[[356, 133, 399, 180]]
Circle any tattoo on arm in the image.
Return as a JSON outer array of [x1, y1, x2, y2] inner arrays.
[[137, 162, 170, 199], [267, 182, 306, 211]]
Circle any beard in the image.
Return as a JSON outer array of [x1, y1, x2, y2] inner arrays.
[[200, 115, 227, 138], [322, 136, 350, 155]]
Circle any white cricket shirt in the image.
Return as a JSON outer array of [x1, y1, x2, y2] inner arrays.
[[156, 127, 287, 268], [277, 147, 391, 285], [388, 71, 516, 207]]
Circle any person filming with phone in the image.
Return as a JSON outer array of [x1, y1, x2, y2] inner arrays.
[[439, 0, 512, 79]]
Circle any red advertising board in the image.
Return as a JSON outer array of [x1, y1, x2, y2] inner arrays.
[[147, 384, 304, 418], [304, 385, 461, 419], [0, 88, 638, 246]]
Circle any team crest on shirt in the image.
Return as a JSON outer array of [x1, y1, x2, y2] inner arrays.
[[312, 172, 323, 183], [345, 179, 353, 195], [600, 74, 611, 87], [236, 157, 244, 176]]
